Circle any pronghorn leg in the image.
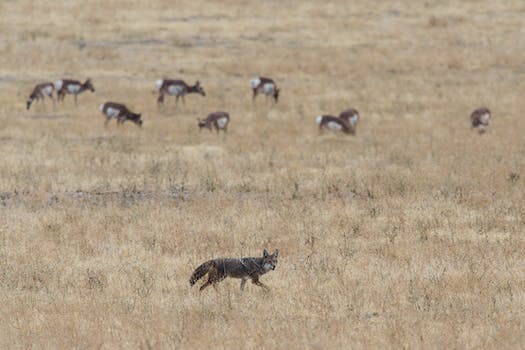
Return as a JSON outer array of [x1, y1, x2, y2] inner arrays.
[[74, 94, 78, 105], [50, 94, 56, 110], [37, 94, 45, 111], [240, 278, 247, 290]]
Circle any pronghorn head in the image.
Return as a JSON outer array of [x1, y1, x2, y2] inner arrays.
[[84, 78, 95, 92], [197, 118, 209, 130], [262, 249, 279, 271], [129, 113, 143, 127], [193, 81, 206, 96], [26, 97, 34, 110]]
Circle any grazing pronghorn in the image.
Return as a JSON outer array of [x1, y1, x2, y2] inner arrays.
[[155, 79, 205, 106], [339, 108, 360, 129], [250, 76, 280, 103], [470, 107, 491, 134], [26, 82, 55, 110], [100, 102, 142, 127], [198, 111, 230, 133], [316, 115, 354, 134], [55, 78, 95, 104]]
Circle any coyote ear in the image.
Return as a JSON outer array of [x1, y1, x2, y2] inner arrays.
[[263, 249, 269, 258], [274, 249, 278, 257]]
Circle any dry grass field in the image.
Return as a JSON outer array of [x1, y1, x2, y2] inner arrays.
[[1, 0, 525, 348]]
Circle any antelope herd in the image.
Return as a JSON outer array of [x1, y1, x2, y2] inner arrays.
[[25, 77, 491, 135]]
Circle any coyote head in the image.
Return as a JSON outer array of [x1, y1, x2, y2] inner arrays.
[[262, 249, 278, 271]]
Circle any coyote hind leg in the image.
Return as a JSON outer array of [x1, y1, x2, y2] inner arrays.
[[199, 280, 215, 291], [199, 268, 220, 291]]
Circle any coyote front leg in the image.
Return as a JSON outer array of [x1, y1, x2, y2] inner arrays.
[[240, 278, 247, 290], [251, 277, 269, 290]]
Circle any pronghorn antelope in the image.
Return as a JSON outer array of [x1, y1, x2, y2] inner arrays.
[[470, 107, 491, 134], [316, 115, 354, 134], [55, 78, 95, 104], [100, 102, 142, 127], [26, 82, 55, 110], [339, 108, 360, 130], [198, 111, 230, 133], [155, 79, 205, 106], [250, 76, 280, 103]]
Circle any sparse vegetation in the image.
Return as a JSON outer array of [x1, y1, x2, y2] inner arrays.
[[1, 0, 525, 349]]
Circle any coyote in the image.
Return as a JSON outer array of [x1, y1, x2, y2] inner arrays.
[[190, 249, 279, 291]]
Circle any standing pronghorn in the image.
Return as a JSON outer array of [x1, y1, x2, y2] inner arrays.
[[155, 79, 206, 107], [338, 108, 360, 132], [316, 115, 354, 134], [26, 82, 55, 110], [55, 78, 95, 105], [251, 76, 280, 103], [198, 111, 230, 133], [470, 107, 491, 134], [100, 102, 143, 127]]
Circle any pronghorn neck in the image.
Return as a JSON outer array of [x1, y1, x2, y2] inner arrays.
[[80, 79, 94, 92], [187, 82, 203, 95], [188, 84, 199, 93]]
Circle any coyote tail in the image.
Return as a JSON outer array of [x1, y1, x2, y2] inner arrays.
[[189, 260, 215, 286]]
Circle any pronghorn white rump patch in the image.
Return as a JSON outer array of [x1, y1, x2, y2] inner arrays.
[[480, 113, 490, 125], [155, 79, 163, 91], [327, 121, 343, 131], [263, 83, 275, 95], [105, 107, 120, 118], [250, 77, 261, 88], [217, 117, 228, 128], [99, 104, 105, 112], [315, 115, 323, 125], [54, 80, 63, 91], [67, 84, 81, 93], [167, 84, 184, 96]]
